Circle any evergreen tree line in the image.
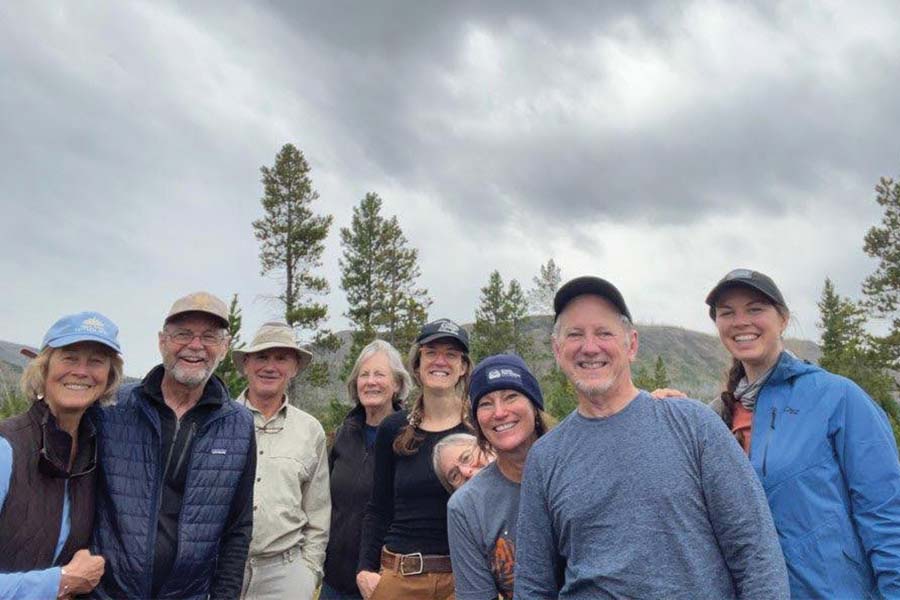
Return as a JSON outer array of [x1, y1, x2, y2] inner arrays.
[[3, 144, 899, 450]]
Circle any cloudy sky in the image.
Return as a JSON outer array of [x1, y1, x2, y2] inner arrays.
[[2, 1, 898, 374]]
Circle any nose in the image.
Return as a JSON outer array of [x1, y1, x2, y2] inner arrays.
[[186, 335, 205, 350], [459, 463, 476, 479], [581, 333, 602, 353], [70, 359, 91, 377], [493, 402, 509, 419]]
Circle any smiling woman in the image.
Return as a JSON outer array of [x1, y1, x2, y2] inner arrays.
[[0, 311, 123, 600], [356, 319, 473, 600], [707, 268, 900, 598]]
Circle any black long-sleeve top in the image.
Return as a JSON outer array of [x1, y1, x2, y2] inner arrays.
[[357, 410, 469, 572]]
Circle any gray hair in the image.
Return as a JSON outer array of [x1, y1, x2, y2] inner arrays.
[[552, 311, 634, 341], [346, 339, 413, 405], [432, 433, 478, 493]]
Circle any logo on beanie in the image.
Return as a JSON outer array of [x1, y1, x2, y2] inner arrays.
[[80, 317, 107, 334], [487, 368, 522, 380], [436, 320, 460, 334]]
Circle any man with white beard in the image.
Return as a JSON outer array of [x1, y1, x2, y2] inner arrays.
[[92, 292, 257, 600]]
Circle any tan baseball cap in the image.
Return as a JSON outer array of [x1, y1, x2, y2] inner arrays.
[[232, 321, 313, 373], [166, 291, 229, 328]]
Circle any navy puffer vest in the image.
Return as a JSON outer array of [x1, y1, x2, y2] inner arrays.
[[92, 380, 253, 599]]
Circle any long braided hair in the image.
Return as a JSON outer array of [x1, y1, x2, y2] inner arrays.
[[393, 340, 473, 456]]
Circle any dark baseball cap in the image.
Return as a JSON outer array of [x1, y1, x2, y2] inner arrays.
[[553, 276, 632, 322], [705, 268, 787, 320], [415, 318, 469, 352]]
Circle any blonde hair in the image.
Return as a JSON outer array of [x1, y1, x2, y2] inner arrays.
[[393, 340, 473, 456], [20, 346, 124, 406]]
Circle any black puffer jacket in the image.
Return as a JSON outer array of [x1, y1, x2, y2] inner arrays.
[[323, 405, 383, 594]]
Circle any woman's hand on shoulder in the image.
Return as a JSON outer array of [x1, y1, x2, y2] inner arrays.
[[651, 388, 687, 400]]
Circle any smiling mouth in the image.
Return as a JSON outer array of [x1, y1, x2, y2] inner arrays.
[[179, 356, 206, 365], [62, 383, 92, 391], [576, 360, 608, 369], [733, 334, 759, 342], [493, 422, 517, 432], [429, 370, 450, 378]]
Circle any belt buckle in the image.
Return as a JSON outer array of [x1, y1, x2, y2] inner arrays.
[[399, 552, 424, 576]]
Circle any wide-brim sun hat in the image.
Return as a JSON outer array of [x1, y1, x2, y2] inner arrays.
[[232, 321, 313, 373]]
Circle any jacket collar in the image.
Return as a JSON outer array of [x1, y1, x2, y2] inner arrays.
[[767, 350, 819, 386], [28, 400, 98, 479]]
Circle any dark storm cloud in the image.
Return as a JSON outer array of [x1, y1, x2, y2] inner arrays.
[[196, 1, 900, 228]]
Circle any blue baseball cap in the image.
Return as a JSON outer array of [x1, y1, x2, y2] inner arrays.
[[469, 353, 544, 424], [21, 311, 121, 358]]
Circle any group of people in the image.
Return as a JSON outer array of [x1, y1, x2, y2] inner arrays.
[[2, 268, 900, 599]]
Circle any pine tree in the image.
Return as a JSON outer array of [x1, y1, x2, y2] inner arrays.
[[215, 294, 247, 398], [378, 214, 431, 350], [339, 192, 431, 375], [339, 193, 386, 374], [862, 172, 900, 368], [653, 355, 670, 389], [541, 366, 577, 420], [632, 363, 655, 391], [528, 259, 562, 315], [471, 271, 534, 362], [818, 278, 900, 448], [253, 143, 333, 335]]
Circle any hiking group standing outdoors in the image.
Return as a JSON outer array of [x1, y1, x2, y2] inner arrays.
[[2, 269, 900, 599]]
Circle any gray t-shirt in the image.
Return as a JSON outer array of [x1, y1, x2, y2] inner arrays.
[[515, 391, 789, 600], [448, 462, 519, 599]]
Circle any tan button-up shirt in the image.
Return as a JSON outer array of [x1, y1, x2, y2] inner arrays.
[[240, 391, 331, 576]]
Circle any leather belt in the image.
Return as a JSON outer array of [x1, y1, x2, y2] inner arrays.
[[380, 547, 452, 576]]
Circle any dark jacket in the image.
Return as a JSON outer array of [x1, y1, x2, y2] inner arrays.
[[92, 373, 255, 600], [0, 400, 97, 570], [323, 405, 379, 593]]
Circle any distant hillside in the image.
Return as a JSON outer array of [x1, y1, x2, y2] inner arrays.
[[292, 315, 821, 409], [0, 317, 821, 410]]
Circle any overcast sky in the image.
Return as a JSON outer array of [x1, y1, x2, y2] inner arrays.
[[2, 1, 898, 375]]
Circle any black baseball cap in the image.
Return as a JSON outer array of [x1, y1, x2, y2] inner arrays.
[[553, 276, 632, 322], [705, 268, 787, 320], [415, 318, 469, 352]]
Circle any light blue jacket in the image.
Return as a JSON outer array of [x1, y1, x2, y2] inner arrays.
[[750, 352, 900, 598]]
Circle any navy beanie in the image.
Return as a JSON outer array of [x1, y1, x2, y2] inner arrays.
[[469, 354, 544, 423]]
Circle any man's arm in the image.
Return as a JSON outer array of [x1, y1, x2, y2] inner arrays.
[[513, 450, 563, 598], [300, 423, 331, 576], [209, 433, 256, 600], [698, 408, 789, 599], [834, 378, 900, 596]]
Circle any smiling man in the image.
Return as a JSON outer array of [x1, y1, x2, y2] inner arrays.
[[233, 322, 330, 600], [92, 292, 256, 600], [514, 277, 790, 600]]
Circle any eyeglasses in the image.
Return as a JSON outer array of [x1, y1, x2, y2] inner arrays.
[[166, 330, 226, 345]]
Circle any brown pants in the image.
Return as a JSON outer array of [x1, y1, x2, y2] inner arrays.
[[370, 568, 455, 600]]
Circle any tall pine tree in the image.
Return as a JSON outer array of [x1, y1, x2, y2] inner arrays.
[[818, 277, 900, 447], [862, 171, 900, 368], [528, 259, 562, 315], [471, 271, 532, 362], [253, 143, 335, 400], [339, 192, 430, 373], [253, 143, 333, 336]]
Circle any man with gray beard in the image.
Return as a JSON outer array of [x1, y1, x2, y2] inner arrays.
[[92, 292, 257, 600]]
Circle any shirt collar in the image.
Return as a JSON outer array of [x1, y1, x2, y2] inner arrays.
[[238, 390, 289, 427]]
